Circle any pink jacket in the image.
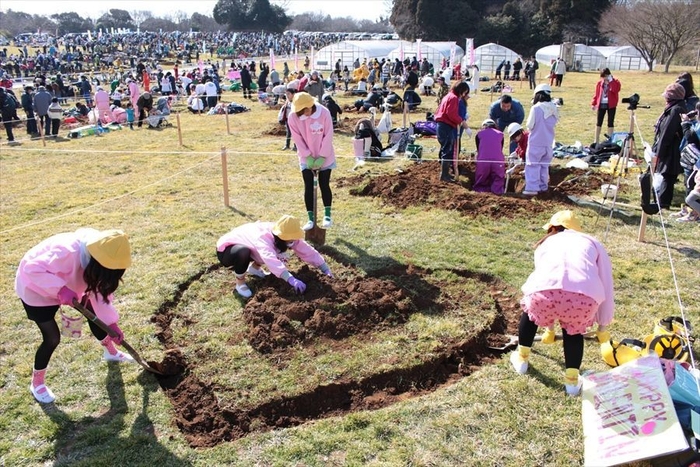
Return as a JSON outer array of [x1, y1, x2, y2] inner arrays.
[[521, 230, 615, 326], [287, 105, 337, 170], [216, 221, 326, 280], [15, 228, 120, 325]]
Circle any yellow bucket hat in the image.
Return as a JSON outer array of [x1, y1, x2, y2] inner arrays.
[[86, 229, 132, 270], [272, 215, 304, 241], [291, 92, 315, 113], [542, 210, 582, 232]]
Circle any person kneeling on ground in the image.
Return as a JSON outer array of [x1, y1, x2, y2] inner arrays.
[[510, 210, 614, 397], [474, 119, 506, 194], [16, 228, 136, 404], [216, 215, 333, 298], [354, 84, 383, 112]]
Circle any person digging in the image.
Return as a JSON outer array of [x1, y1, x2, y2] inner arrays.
[[216, 215, 333, 298]]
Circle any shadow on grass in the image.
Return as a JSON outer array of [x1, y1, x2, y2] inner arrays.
[[39, 363, 191, 466]]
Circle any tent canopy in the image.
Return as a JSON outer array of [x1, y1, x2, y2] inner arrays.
[[387, 41, 464, 69], [313, 40, 408, 71], [471, 43, 520, 73], [592, 46, 648, 71]]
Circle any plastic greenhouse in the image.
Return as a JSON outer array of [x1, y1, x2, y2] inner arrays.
[[313, 41, 407, 71], [536, 44, 605, 72], [387, 42, 464, 69], [592, 46, 648, 71], [471, 43, 521, 73]]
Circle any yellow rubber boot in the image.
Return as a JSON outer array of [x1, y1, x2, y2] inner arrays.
[[541, 328, 556, 344], [565, 368, 582, 396], [510, 345, 530, 375]]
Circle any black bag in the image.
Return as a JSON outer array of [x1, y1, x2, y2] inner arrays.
[[639, 168, 660, 215]]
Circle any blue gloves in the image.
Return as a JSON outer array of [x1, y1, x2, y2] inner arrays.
[[287, 276, 307, 294]]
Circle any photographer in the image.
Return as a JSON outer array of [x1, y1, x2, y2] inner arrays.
[[676, 103, 700, 222], [591, 68, 621, 145], [651, 83, 686, 210]]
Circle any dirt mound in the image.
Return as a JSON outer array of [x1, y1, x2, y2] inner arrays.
[[338, 162, 605, 219], [244, 265, 415, 353], [148, 262, 524, 448]]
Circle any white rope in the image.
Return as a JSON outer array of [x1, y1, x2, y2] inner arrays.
[[0, 153, 219, 235]]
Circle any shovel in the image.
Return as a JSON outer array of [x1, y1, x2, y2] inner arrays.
[[71, 299, 165, 375], [304, 169, 326, 246]]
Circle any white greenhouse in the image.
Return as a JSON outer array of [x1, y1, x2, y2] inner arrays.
[[471, 43, 521, 73], [536, 44, 605, 72], [387, 41, 464, 68], [313, 40, 407, 71], [592, 46, 648, 71]]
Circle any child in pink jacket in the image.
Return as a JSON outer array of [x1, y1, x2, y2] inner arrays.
[[287, 92, 337, 230], [217, 215, 333, 298], [15, 228, 134, 404], [510, 211, 615, 397]]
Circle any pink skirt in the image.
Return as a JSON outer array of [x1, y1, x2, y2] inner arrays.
[[520, 289, 598, 335]]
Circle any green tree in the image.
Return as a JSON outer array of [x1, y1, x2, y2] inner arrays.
[[95, 9, 135, 31], [213, 0, 291, 32], [50, 12, 92, 35]]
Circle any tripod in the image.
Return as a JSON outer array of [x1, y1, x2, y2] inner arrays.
[[596, 105, 636, 240]]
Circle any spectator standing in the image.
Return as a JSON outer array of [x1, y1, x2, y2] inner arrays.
[[47, 97, 62, 137], [33, 85, 52, 136], [136, 92, 153, 128], [651, 82, 686, 209], [21, 85, 38, 136], [435, 81, 470, 182], [554, 58, 566, 87], [590, 68, 621, 144], [0, 87, 18, 143]]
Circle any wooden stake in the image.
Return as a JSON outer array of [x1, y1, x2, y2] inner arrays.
[[637, 212, 648, 242], [402, 101, 408, 128], [176, 112, 183, 147], [221, 146, 230, 207]]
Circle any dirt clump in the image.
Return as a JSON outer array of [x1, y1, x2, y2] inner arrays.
[[338, 162, 605, 219]]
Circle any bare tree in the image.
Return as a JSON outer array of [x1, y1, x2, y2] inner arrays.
[[600, 0, 700, 72], [130, 10, 152, 32]]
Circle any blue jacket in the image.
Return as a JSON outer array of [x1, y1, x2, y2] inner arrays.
[[489, 98, 525, 132]]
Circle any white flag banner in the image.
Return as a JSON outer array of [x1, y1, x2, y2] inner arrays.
[[466, 38, 475, 66], [416, 39, 422, 61]]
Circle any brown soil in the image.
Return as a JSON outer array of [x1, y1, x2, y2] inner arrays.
[[338, 161, 605, 219], [144, 163, 604, 448], [147, 262, 524, 448]]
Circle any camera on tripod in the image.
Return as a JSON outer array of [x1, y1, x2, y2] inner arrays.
[[621, 93, 641, 110]]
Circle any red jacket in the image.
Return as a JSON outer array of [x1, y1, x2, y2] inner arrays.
[[435, 92, 463, 129], [591, 77, 621, 109]]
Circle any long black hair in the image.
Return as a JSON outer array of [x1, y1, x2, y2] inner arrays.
[[272, 234, 291, 253], [533, 91, 552, 105], [83, 258, 125, 301]]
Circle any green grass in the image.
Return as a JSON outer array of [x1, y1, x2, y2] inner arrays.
[[1, 62, 698, 466]]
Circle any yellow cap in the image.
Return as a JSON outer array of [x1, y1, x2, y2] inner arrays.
[[271, 215, 304, 241], [291, 92, 315, 113], [542, 210, 582, 232], [86, 229, 132, 270]]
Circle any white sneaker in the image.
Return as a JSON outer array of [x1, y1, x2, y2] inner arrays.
[[670, 207, 689, 218], [29, 383, 56, 404], [235, 282, 252, 298], [301, 220, 314, 231], [246, 264, 268, 278], [104, 349, 135, 363], [565, 377, 583, 397], [522, 190, 538, 196], [510, 351, 529, 375], [320, 216, 333, 229]]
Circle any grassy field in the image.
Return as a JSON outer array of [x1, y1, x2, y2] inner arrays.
[[0, 60, 698, 467]]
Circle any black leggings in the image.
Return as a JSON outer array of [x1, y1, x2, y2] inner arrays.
[[217, 245, 252, 274], [517, 311, 584, 369], [302, 169, 332, 212], [22, 301, 108, 370], [596, 105, 617, 128]]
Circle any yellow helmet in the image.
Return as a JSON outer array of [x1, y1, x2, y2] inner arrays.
[[600, 338, 646, 367], [643, 333, 689, 362], [653, 316, 692, 338]]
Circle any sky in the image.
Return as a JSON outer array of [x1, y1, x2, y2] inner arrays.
[[0, 0, 390, 21]]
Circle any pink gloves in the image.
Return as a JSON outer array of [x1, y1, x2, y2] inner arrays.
[[287, 276, 306, 294], [108, 323, 124, 345], [58, 286, 78, 306]]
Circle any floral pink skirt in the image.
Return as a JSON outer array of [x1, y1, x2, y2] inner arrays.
[[520, 289, 598, 335]]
